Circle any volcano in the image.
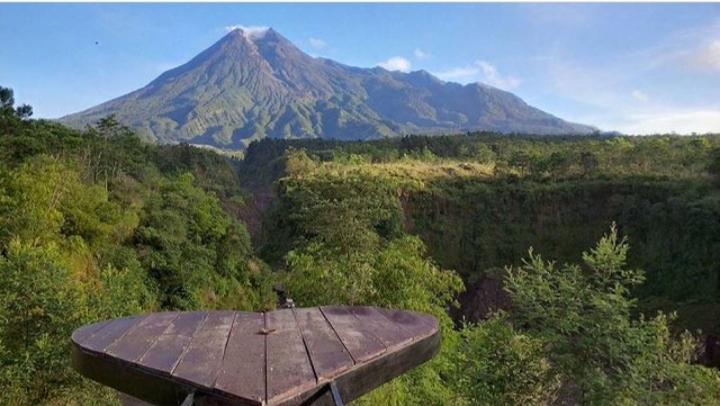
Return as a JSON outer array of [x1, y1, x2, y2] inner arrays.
[[61, 28, 596, 148]]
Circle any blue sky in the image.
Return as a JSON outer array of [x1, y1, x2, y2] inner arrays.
[[2, 3, 719, 135]]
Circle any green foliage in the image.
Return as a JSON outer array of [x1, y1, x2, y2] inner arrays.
[[0, 88, 275, 405], [254, 133, 720, 405], [242, 132, 720, 184], [0, 155, 68, 246], [285, 236, 462, 311], [400, 178, 720, 304], [153, 143, 246, 201], [0, 240, 150, 406], [286, 234, 464, 406], [0, 86, 32, 138], [503, 225, 720, 405], [283, 148, 319, 176], [244, 133, 720, 305], [267, 163, 464, 405], [277, 167, 463, 315], [0, 240, 82, 404], [85, 264, 155, 320], [417, 226, 720, 406], [261, 170, 404, 263], [452, 317, 559, 406], [132, 172, 266, 310]]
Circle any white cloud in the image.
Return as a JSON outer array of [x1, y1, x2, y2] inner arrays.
[[689, 40, 720, 71], [433, 60, 521, 88], [224, 25, 270, 39], [613, 109, 720, 135], [476, 60, 522, 89], [642, 37, 720, 73], [538, 53, 720, 134], [629, 19, 720, 73], [631, 90, 648, 102], [414, 48, 430, 59], [434, 66, 479, 82], [309, 38, 327, 50], [378, 56, 411, 72]]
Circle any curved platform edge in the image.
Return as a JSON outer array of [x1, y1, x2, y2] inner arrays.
[[71, 310, 440, 406], [72, 343, 193, 406], [277, 328, 441, 406]]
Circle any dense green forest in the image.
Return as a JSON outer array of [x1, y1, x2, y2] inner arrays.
[[0, 88, 275, 405], [3, 85, 720, 405]]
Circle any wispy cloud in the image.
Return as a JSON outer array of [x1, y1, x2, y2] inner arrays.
[[631, 90, 648, 102], [224, 25, 269, 39], [378, 56, 411, 72], [434, 60, 521, 89], [630, 19, 720, 73], [414, 48, 430, 60], [477, 60, 521, 89], [613, 109, 720, 135], [533, 17, 720, 134], [309, 38, 327, 50], [538, 53, 720, 134], [434, 66, 478, 81], [688, 40, 720, 71]]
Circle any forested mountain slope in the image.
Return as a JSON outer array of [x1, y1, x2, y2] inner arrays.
[[60, 28, 595, 149]]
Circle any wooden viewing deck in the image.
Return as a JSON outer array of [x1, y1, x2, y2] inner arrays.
[[71, 306, 440, 406]]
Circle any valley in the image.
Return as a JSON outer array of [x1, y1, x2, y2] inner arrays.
[[242, 134, 720, 330], [3, 87, 720, 403]]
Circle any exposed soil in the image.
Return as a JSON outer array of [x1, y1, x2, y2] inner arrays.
[[451, 272, 513, 323]]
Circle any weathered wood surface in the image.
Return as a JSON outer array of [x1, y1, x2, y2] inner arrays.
[[72, 307, 440, 406]]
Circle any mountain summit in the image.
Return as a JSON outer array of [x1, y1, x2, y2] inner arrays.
[[61, 28, 596, 148]]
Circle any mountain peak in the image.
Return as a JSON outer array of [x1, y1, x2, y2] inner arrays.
[[227, 26, 274, 41], [60, 28, 597, 148], [222, 27, 294, 55]]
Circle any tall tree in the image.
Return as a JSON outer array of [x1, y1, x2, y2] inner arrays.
[[503, 224, 720, 405]]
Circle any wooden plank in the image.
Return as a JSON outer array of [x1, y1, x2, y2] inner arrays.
[[138, 312, 207, 375], [172, 311, 235, 389], [71, 320, 111, 344], [320, 306, 386, 363], [72, 307, 442, 406], [72, 342, 192, 406], [275, 325, 441, 406], [348, 306, 414, 351], [106, 312, 180, 363], [265, 308, 317, 405], [410, 311, 440, 331], [213, 312, 265, 405], [377, 308, 436, 339], [81, 315, 146, 353], [294, 307, 354, 382]]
